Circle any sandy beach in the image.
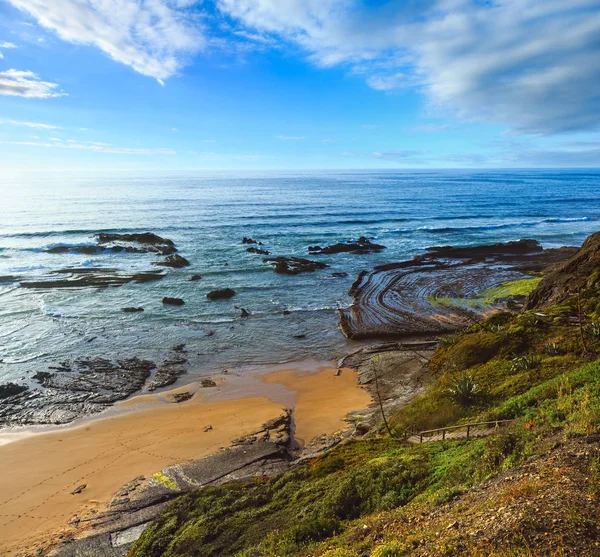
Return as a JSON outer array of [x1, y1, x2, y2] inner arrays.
[[0, 363, 371, 556]]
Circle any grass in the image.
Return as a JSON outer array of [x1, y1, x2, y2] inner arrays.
[[131, 288, 600, 557]]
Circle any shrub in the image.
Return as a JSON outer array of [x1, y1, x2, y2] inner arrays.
[[371, 541, 406, 556], [585, 322, 600, 339], [543, 342, 563, 356], [322, 549, 358, 557], [288, 516, 340, 545], [447, 373, 479, 406]]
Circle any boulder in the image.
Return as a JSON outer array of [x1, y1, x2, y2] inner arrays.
[[163, 297, 185, 306], [242, 237, 257, 245], [207, 288, 236, 300], [0, 383, 28, 399], [154, 254, 190, 268], [189, 274, 203, 281], [247, 247, 270, 255], [122, 307, 144, 313]]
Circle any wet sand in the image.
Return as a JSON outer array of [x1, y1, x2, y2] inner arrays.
[[0, 364, 371, 556]]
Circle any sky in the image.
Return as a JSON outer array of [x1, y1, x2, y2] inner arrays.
[[0, 0, 599, 170]]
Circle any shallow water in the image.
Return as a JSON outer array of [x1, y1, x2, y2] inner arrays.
[[1, 169, 599, 384]]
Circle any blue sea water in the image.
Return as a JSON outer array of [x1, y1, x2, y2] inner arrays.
[[1, 169, 599, 385]]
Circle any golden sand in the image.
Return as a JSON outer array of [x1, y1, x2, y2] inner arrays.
[[0, 364, 370, 555]]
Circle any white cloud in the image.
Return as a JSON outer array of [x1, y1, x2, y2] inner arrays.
[[0, 53, 3, 60], [7, 0, 206, 81], [219, 0, 600, 135], [0, 118, 60, 129], [0, 69, 66, 98], [276, 135, 304, 141], [0, 41, 18, 49], [4, 139, 175, 155]]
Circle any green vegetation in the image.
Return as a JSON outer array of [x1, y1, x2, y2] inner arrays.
[[131, 284, 600, 557], [427, 276, 542, 309]]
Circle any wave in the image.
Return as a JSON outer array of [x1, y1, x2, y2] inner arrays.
[[391, 217, 592, 235]]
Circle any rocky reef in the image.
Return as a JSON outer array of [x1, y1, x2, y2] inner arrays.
[[19, 267, 166, 289], [264, 256, 328, 275], [340, 240, 578, 340], [0, 358, 155, 427], [308, 236, 385, 255]]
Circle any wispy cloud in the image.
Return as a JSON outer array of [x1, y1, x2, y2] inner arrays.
[[219, 0, 600, 135], [0, 118, 60, 129], [276, 135, 304, 141], [0, 69, 66, 98], [3, 139, 175, 155], [0, 41, 17, 49], [7, 0, 206, 82]]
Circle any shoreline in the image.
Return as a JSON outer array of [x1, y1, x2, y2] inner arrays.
[[0, 361, 372, 556]]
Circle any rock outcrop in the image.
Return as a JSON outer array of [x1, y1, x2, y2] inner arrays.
[[264, 256, 328, 275], [526, 230, 600, 309], [162, 297, 185, 306], [207, 288, 236, 300], [308, 236, 385, 255], [19, 268, 165, 289], [154, 254, 190, 268]]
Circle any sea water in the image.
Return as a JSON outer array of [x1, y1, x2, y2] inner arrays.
[[1, 169, 599, 385]]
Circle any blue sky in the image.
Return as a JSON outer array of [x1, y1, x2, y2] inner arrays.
[[0, 0, 599, 170]]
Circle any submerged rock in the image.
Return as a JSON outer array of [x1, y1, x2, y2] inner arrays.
[[309, 236, 386, 255], [122, 307, 144, 313], [189, 274, 203, 281], [207, 288, 236, 300], [242, 237, 258, 245], [154, 254, 190, 268], [20, 268, 165, 289], [264, 256, 328, 275], [331, 272, 349, 278], [146, 367, 186, 391], [163, 297, 185, 306]]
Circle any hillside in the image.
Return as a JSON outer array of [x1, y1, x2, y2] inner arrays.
[[130, 234, 600, 557]]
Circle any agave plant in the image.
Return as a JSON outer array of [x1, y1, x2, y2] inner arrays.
[[511, 354, 541, 372], [585, 322, 600, 339], [447, 373, 479, 406], [544, 342, 563, 356]]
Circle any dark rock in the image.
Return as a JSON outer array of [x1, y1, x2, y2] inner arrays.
[[201, 379, 217, 388], [207, 288, 236, 300], [0, 358, 154, 427], [526, 230, 600, 309], [172, 344, 186, 352], [122, 307, 144, 313], [20, 268, 165, 289], [264, 256, 328, 275], [204, 425, 213, 432], [426, 239, 543, 260], [0, 383, 28, 399], [309, 236, 386, 255], [282, 309, 291, 315], [33, 371, 53, 385], [172, 392, 193, 403], [96, 232, 177, 255], [331, 272, 349, 278], [146, 368, 186, 391], [189, 274, 203, 281], [247, 247, 270, 255], [162, 297, 185, 306], [154, 254, 190, 268], [240, 308, 250, 318], [46, 245, 104, 254], [71, 484, 87, 495], [242, 237, 258, 244], [293, 334, 306, 339]]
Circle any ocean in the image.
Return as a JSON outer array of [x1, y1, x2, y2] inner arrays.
[[1, 169, 599, 385]]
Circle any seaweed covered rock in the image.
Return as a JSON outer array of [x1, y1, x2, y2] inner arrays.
[[526, 230, 600, 309]]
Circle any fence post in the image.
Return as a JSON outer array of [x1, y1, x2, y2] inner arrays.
[[420, 433, 423, 444], [466, 425, 470, 439], [442, 429, 446, 441]]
